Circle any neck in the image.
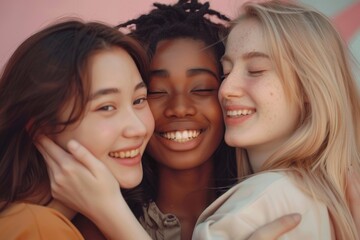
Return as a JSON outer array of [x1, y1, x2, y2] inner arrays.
[[156, 159, 216, 220], [246, 140, 284, 173], [47, 199, 77, 220]]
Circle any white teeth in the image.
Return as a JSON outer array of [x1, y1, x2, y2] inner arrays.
[[109, 148, 140, 158], [161, 130, 201, 142], [226, 109, 254, 117]]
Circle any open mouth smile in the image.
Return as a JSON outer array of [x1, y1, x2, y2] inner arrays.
[[108, 148, 140, 158], [226, 109, 255, 118], [160, 129, 203, 143]]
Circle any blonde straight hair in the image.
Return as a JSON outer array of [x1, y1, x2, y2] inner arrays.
[[232, 1, 360, 239]]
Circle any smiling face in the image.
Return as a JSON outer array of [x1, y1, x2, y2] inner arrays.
[[53, 47, 154, 189], [219, 18, 300, 171], [146, 38, 224, 170]]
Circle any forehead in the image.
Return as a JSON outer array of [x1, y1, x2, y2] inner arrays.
[[225, 17, 267, 58], [88, 47, 142, 90], [151, 38, 218, 69]]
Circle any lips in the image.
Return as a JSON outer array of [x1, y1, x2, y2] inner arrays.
[[160, 129, 202, 142], [226, 109, 255, 117], [108, 148, 140, 158]]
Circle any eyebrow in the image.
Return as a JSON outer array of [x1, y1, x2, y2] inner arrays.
[[89, 81, 146, 100], [221, 51, 270, 63], [187, 68, 218, 80], [150, 70, 168, 78], [150, 68, 218, 80], [242, 51, 269, 60]]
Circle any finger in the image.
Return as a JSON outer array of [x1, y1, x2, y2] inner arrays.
[[35, 138, 63, 186], [248, 213, 301, 240], [67, 140, 107, 177], [37, 135, 72, 165], [35, 141, 59, 172], [37, 136, 89, 189]]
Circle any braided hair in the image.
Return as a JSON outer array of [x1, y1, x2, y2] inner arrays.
[[118, 0, 237, 215], [117, 0, 229, 67]]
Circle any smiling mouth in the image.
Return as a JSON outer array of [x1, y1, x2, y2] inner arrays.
[[226, 109, 255, 118], [109, 148, 140, 158], [160, 129, 202, 143]]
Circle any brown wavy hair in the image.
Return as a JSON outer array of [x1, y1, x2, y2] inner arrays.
[[0, 19, 149, 211]]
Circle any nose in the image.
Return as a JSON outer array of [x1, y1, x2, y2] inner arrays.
[[219, 72, 245, 101], [164, 93, 196, 118], [122, 108, 149, 138]]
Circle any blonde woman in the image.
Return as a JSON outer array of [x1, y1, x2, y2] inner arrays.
[[193, 0, 360, 239]]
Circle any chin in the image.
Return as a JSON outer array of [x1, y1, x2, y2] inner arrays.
[[117, 174, 143, 189]]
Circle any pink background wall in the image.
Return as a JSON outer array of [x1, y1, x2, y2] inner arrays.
[[1, 0, 359, 80]]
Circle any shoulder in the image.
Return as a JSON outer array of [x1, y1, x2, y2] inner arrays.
[[0, 203, 84, 240], [194, 171, 331, 239], [203, 172, 320, 216], [204, 172, 297, 211]]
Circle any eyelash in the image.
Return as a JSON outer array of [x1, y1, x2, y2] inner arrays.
[[148, 91, 166, 95], [191, 89, 217, 96], [248, 70, 265, 77], [133, 97, 147, 105], [192, 88, 216, 92], [98, 105, 115, 111]]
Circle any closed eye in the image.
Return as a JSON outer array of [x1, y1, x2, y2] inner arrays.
[[148, 91, 167, 95], [147, 90, 167, 99], [191, 88, 218, 96], [192, 89, 217, 93], [248, 70, 265, 77]]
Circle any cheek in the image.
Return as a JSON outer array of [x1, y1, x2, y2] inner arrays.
[[208, 100, 224, 125], [259, 86, 294, 132], [205, 98, 225, 138], [148, 100, 163, 120], [140, 107, 155, 140], [71, 119, 115, 157]]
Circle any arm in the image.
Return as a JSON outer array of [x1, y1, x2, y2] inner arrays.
[[36, 136, 151, 240], [193, 173, 330, 239], [38, 137, 302, 240], [247, 214, 301, 240]]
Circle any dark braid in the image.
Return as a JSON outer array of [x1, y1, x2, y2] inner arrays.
[[119, 0, 237, 217], [116, 0, 229, 62]]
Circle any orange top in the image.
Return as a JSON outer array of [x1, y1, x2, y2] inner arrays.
[[0, 202, 84, 240]]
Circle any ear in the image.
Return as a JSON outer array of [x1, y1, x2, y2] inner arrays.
[[26, 118, 46, 139]]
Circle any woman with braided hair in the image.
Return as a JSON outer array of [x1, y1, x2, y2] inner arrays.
[[116, 1, 236, 239], [37, 0, 360, 239]]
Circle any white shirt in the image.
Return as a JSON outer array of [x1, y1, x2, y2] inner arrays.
[[193, 172, 334, 240]]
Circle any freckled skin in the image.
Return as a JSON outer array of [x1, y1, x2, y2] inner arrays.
[[219, 18, 301, 171]]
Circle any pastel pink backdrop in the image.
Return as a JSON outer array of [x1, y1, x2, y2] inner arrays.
[[1, 0, 359, 77]]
